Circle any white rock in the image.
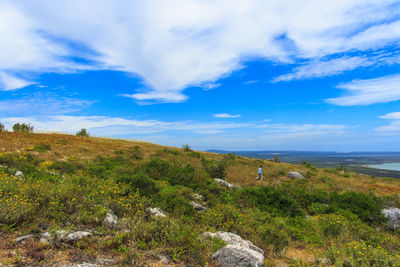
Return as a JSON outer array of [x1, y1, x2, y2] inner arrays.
[[382, 207, 400, 230], [146, 207, 166, 218], [194, 193, 204, 201], [14, 171, 24, 177], [14, 234, 34, 243], [288, 171, 304, 179], [214, 179, 240, 189], [203, 231, 264, 267], [103, 210, 118, 229], [64, 231, 92, 242], [191, 201, 207, 211], [39, 232, 51, 244], [212, 244, 264, 267]]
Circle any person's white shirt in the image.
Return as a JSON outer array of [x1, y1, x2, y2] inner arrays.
[[258, 167, 262, 174]]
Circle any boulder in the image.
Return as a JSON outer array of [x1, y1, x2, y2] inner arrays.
[[14, 234, 34, 243], [203, 231, 264, 267], [214, 179, 240, 189], [64, 231, 92, 242], [146, 207, 166, 218], [194, 193, 204, 201], [39, 232, 51, 244], [14, 171, 24, 177], [213, 244, 264, 267], [191, 201, 207, 211], [382, 207, 400, 230], [288, 171, 304, 179], [103, 210, 118, 229]]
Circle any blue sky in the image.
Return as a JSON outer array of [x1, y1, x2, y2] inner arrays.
[[1, 0, 400, 151]]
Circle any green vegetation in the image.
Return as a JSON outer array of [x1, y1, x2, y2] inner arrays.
[[0, 123, 5, 132], [12, 123, 33, 133], [1, 132, 400, 266], [76, 128, 89, 137]]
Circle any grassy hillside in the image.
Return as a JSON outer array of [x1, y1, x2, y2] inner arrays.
[[1, 132, 400, 266]]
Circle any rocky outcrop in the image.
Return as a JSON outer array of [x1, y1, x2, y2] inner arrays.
[[214, 179, 240, 189], [203, 231, 264, 267], [191, 201, 207, 211], [146, 207, 167, 218], [382, 207, 400, 230], [103, 210, 118, 229], [288, 171, 304, 179]]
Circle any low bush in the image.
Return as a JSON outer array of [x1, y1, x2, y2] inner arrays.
[[76, 128, 89, 137], [33, 143, 51, 152], [236, 186, 305, 217]]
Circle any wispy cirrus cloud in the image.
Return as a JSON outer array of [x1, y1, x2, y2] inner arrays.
[[326, 74, 400, 106], [1, 1, 400, 101], [0, 72, 35, 91], [0, 93, 95, 116], [213, 113, 241, 118], [0, 115, 346, 140], [375, 111, 400, 134]]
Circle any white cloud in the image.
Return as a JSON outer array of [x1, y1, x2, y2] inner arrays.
[[213, 113, 241, 118], [0, 93, 95, 116], [0, 115, 346, 141], [326, 74, 400, 106], [0, 72, 34, 90], [0, 0, 399, 101], [376, 111, 400, 134], [274, 51, 400, 82], [380, 112, 400, 120], [273, 56, 373, 82]]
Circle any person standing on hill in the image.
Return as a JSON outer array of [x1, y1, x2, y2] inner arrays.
[[257, 165, 263, 181]]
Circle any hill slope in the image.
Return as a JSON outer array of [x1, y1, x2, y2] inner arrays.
[[1, 132, 400, 266]]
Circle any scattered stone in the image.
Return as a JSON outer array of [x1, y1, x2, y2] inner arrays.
[[288, 171, 304, 179], [191, 201, 207, 211], [146, 207, 167, 218], [103, 210, 118, 229], [14, 171, 24, 177], [64, 231, 92, 242], [320, 258, 329, 265], [14, 234, 34, 243], [203, 231, 264, 267], [214, 179, 240, 189], [382, 207, 400, 230], [194, 193, 204, 201], [39, 232, 51, 244]]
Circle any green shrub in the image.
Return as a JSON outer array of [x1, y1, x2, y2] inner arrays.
[[202, 158, 227, 179], [327, 240, 400, 266], [76, 128, 89, 137], [128, 146, 143, 160], [12, 123, 33, 133], [154, 185, 194, 217], [331, 191, 385, 224], [236, 186, 305, 217], [33, 143, 51, 152], [182, 144, 192, 152], [257, 224, 289, 257], [0, 123, 5, 132], [116, 172, 158, 197]]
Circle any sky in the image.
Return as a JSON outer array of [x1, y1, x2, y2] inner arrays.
[[1, 0, 400, 151]]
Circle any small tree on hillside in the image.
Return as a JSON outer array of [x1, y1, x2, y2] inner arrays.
[[0, 123, 5, 132], [12, 123, 33, 133], [76, 128, 89, 137], [182, 144, 192, 152]]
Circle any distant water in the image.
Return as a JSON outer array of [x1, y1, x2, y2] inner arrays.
[[368, 163, 400, 171]]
